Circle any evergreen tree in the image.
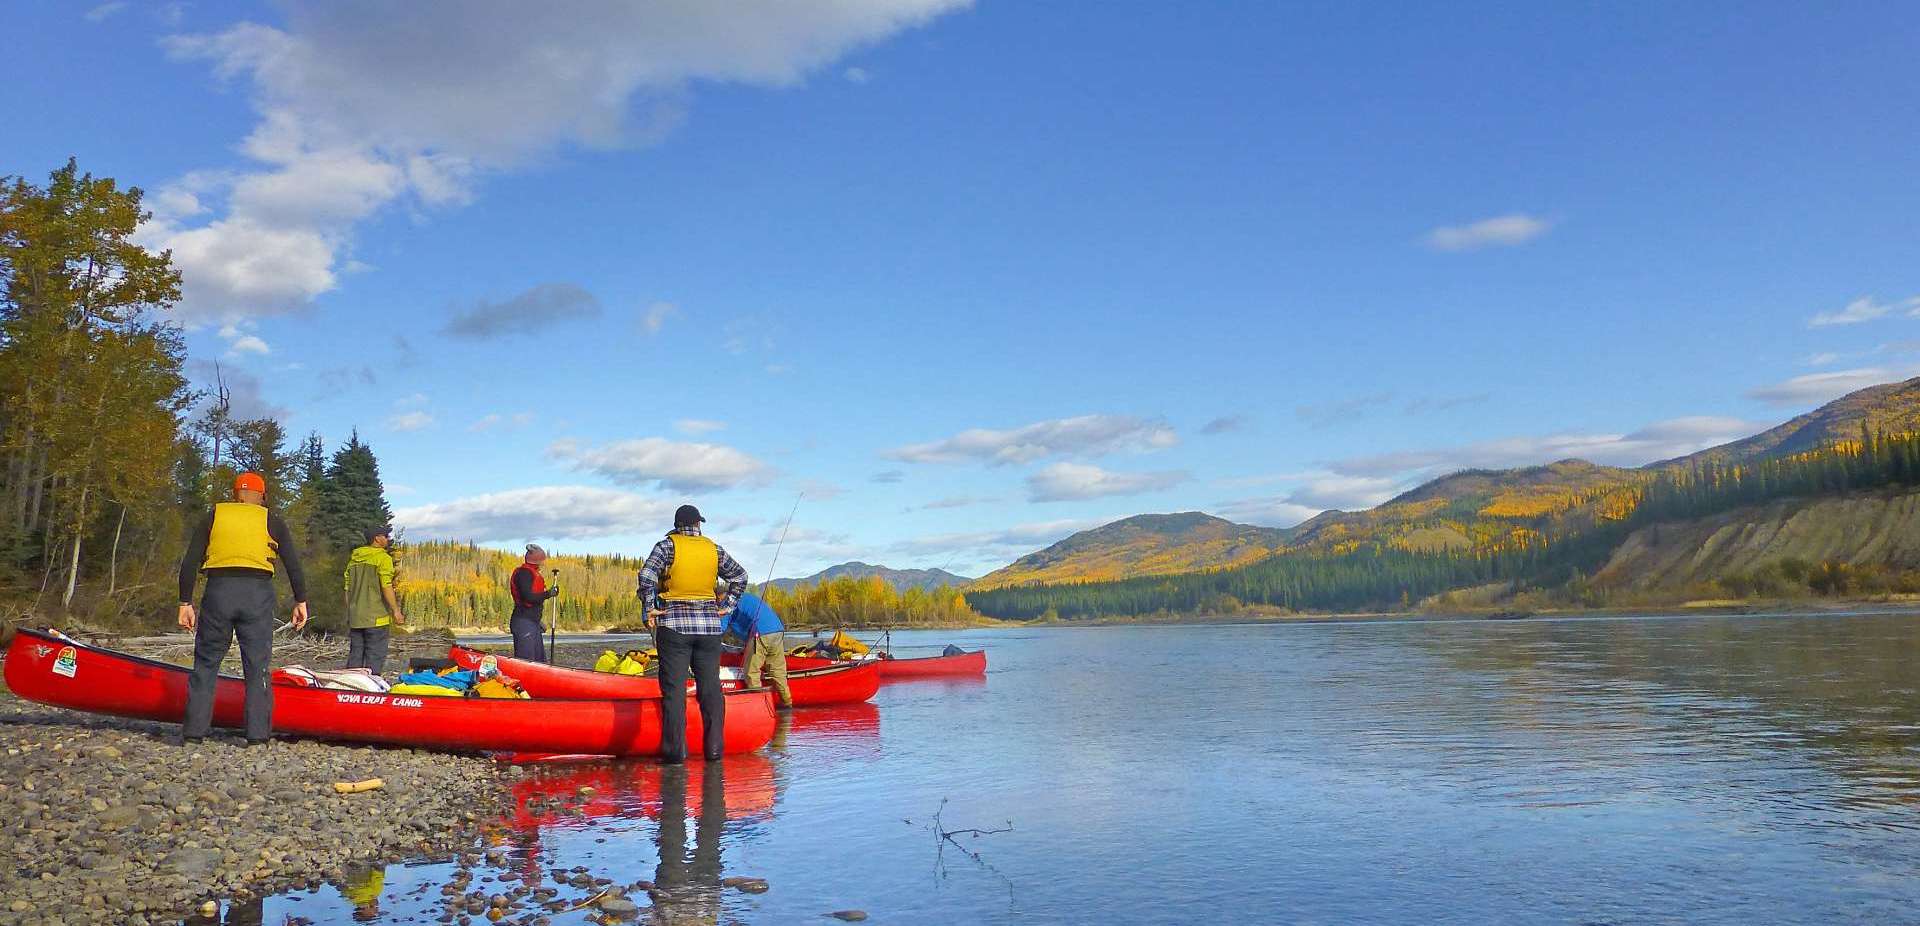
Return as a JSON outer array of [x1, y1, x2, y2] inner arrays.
[[314, 430, 393, 553], [304, 431, 392, 632]]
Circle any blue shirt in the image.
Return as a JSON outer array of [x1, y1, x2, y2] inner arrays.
[[724, 593, 784, 638]]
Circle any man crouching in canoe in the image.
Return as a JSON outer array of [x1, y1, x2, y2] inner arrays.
[[177, 471, 309, 745], [637, 504, 748, 763]]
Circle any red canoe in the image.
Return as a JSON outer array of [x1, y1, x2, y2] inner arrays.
[[2, 629, 774, 758], [447, 645, 880, 706], [720, 647, 987, 679]]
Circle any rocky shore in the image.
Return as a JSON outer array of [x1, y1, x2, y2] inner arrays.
[[0, 696, 512, 925]]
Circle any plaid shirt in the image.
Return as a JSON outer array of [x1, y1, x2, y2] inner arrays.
[[636, 526, 747, 636]]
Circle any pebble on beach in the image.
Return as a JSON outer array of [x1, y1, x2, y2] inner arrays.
[[0, 694, 510, 926]]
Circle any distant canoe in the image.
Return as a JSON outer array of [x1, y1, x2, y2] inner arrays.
[[1485, 610, 1534, 621], [720, 647, 987, 679]]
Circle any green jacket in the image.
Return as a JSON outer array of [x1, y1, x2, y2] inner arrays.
[[343, 545, 396, 630]]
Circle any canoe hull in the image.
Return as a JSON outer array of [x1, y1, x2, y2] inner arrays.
[[2, 629, 773, 757], [447, 645, 880, 706], [720, 648, 987, 679]]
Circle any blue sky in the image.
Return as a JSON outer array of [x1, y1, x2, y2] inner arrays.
[[6, 1, 1918, 578]]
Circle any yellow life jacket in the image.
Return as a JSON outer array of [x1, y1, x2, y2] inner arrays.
[[660, 533, 719, 601], [829, 630, 870, 656], [389, 683, 461, 698], [593, 650, 620, 673], [472, 678, 528, 700], [616, 651, 651, 675], [203, 502, 276, 572]]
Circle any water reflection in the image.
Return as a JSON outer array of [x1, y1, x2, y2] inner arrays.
[[652, 762, 728, 924], [1353, 613, 1920, 826], [339, 865, 385, 922], [773, 701, 882, 751], [507, 752, 779, 830]]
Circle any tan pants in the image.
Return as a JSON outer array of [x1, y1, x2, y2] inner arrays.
[[743, 632, 791, 707]]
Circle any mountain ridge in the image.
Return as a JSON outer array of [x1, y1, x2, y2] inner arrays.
[[765, 561, 973, 593], [971, 377, 1920, 592]]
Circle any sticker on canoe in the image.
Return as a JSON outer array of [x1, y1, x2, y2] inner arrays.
[[333, 692, 424, 708], [51, 646, 78, 678], [479, 654, 499, 677]]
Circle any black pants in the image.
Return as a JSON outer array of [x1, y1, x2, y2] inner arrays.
[[656, 626, 726, 761], [347, 626, 389, 674], [184, 573, 276, 741], [510, 616, 546, 663]]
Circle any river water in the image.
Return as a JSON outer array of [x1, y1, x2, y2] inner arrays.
[[242, 612, 1920, 924]]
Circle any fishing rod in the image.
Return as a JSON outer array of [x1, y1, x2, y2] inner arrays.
[[758, 492, 804, 595]]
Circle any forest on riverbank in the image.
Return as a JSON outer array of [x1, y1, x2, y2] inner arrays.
[[965, 428, 1920, 621]]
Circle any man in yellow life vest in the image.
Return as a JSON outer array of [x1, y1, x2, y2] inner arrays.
[[344, 525, 404, 673], [636, 504, 748, 762], [177, 471, 309, 745]]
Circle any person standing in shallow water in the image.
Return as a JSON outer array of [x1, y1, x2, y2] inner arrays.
[[638, 504, 749, 762], [510, 544, 561, 662], [726, 589, 792, 710], [177, 471, 308, 745]]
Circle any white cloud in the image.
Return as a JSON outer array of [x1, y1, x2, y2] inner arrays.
[[1331, 416, 1761, 477], [1424, 213, 1552, 252], [396, 485, 676, 542], [1212, 473, 1405, 527], [844, 66, 870, 83], [1801, 352, 1843, 367], [549, 436, 773, 491], [641, 301, 678, 335], [226, 335, 271, 356], [887, 414, 1179, 465], [85, 2, 128, 23], [1745, 368, 1907, 407], [673, 419, 726, 436], [444, 283, 599, 339], [149, 1, 969, 320], [1808, 295, 1920, 327], [891, 518, 1105, 558], [1211, 497, 1322, 529], [1280, 474, 1403, 510], [386, 411, 435, 432], [216, 322, 272, 358], [1026, 462, 1187, 502]]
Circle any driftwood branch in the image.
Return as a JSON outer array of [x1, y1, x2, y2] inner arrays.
[[904, 798, 1014, 867]]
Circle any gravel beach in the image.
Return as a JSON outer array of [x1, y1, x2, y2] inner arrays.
[[0, 630, 526, 926], [0, 694, 513, 925]]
